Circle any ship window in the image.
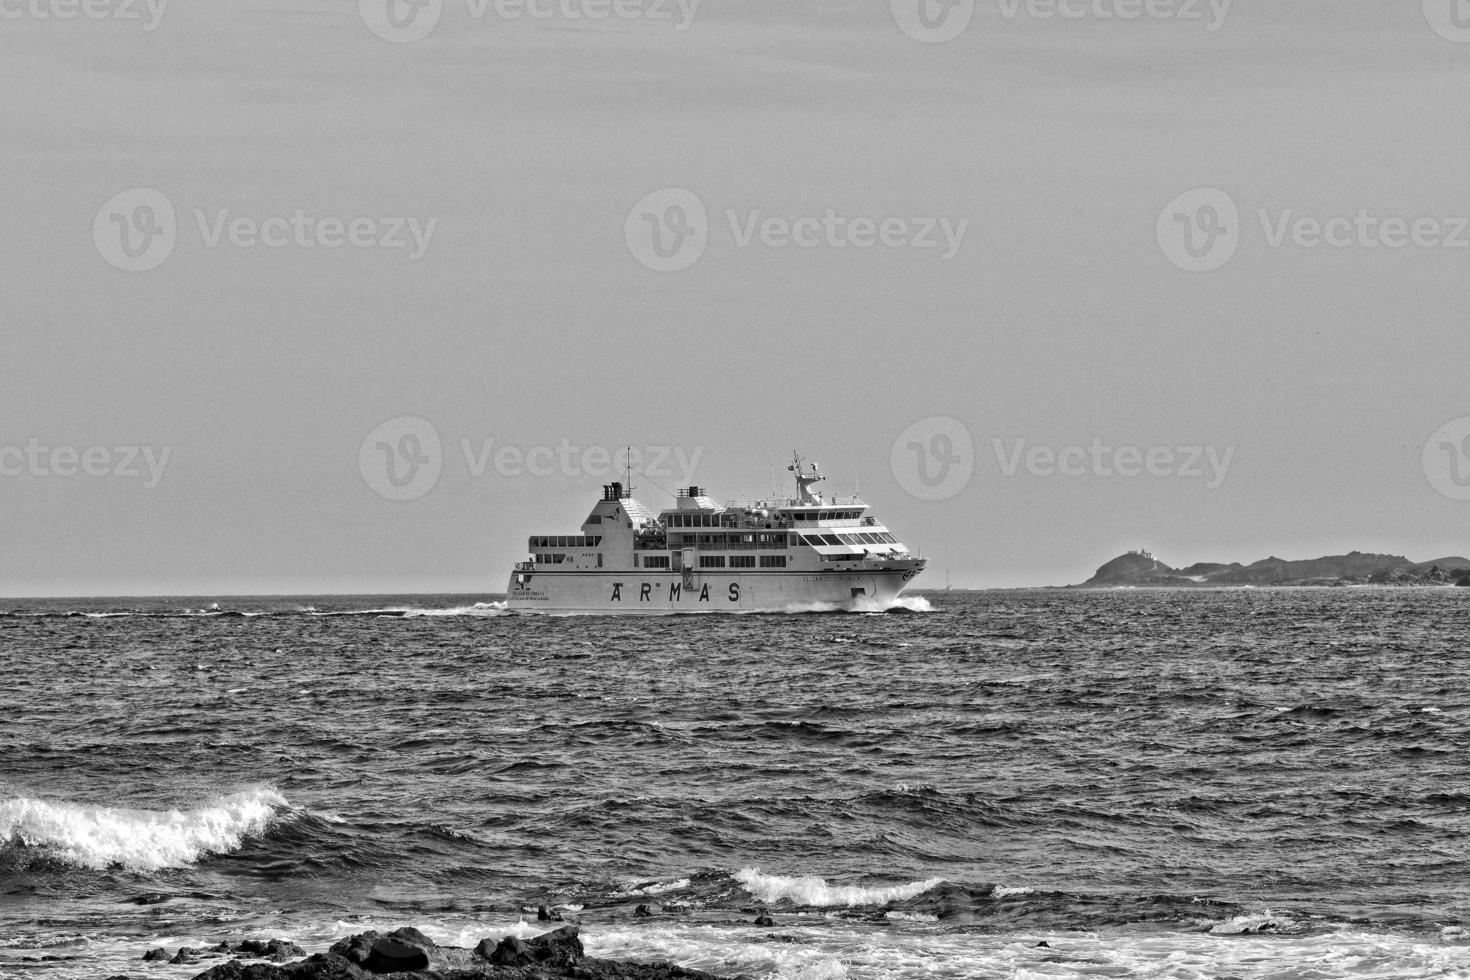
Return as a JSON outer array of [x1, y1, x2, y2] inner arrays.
[[587, 515, 601, 524], [760, 555, 787, 568], [644, 555, 671, 569], [821, 534, 842, 546], [883, 533, 897, 543], [729, 555, 756, 568], [699, 555, 726, 568]]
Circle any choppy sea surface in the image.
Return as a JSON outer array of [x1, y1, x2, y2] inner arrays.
[[2, 589, 1469, 979]]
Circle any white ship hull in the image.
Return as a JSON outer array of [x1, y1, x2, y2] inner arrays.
[[506, 563, 925, 615]]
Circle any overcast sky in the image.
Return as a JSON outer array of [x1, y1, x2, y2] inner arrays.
[[3, 0, 1469, 595]]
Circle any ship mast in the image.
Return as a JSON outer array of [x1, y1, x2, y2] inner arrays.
[[787, 451, 824, 505]]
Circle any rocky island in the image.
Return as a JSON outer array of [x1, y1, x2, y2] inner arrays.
[[1073, 550, 1470, 588]]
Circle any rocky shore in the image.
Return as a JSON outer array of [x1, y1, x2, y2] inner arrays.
[[1072, 550, 1470, 588], [111, 924, 753, 980]]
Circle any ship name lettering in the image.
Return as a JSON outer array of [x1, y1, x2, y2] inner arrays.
[[669, 583, 681, 601], [640, 583, 652, 602], [728, 583, 740, 602], [610, 582, 623, 601], [699, 584, 710, 602]]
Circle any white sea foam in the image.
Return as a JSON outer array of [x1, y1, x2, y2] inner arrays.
[[0, 787, 287, 870], [1209, 910, 1298, 935], [612, 877, 691, 897], [401, 601, 510, 618], [310, 601, 509, 618], [852, 595, 934, 614], [734, 868, 944, 907], [992, 885, 1035, 898]]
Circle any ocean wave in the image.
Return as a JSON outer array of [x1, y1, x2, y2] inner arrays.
[[734, 868, 945, 907], [0, 787, 288, 871]]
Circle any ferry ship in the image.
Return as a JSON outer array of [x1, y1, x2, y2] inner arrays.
[[506, 454, 927, 613]]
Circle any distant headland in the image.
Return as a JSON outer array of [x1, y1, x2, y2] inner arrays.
[[1072, 549, 1470, 588]]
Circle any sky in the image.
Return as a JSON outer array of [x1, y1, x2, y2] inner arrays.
[[2, 0, 1469, 596]]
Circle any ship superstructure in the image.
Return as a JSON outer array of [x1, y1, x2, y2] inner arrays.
[[506, 454, 926, 613]]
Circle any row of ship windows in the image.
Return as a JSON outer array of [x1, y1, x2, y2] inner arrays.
[[702, 555, 787, 568], [532, 553, 605, 567], [528, 535, 603, 549], [635, 555, 788, 569], [667, 532, 789, 549], [800, 532, 898, 547], [664, 510, 863, 527]]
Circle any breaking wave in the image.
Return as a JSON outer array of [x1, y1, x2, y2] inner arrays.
[[734, 868, 945, 907], [0, 788, 289, 871]]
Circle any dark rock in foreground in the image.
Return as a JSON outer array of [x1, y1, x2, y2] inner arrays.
[[192, 924, 752, 980]]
